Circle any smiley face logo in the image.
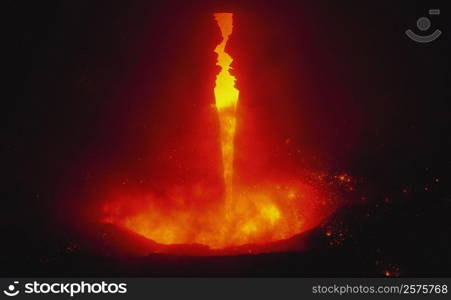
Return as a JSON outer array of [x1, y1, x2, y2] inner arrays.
[[3, 281, 20, 297], [406, 9, 442, 43]]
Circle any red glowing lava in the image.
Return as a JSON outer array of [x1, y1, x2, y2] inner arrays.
[[100, 13, 338, 252]]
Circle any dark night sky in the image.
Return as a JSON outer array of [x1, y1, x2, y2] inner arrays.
[[2, 0, 451, 276]]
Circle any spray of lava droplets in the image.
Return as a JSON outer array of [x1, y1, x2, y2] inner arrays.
[[100, 13, 338, 251]]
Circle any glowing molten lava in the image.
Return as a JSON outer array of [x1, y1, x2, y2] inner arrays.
[[214, 13, 239, 201], [100, 13, 337, 252]]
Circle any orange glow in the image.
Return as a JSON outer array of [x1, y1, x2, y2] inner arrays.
[[214, 13, 239, 200], [100, 13, 337, 252], [102, 180, 328, 249]]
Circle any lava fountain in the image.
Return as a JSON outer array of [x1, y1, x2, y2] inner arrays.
[[101, 13, 338, 252], [213, 13, 239, 218]]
